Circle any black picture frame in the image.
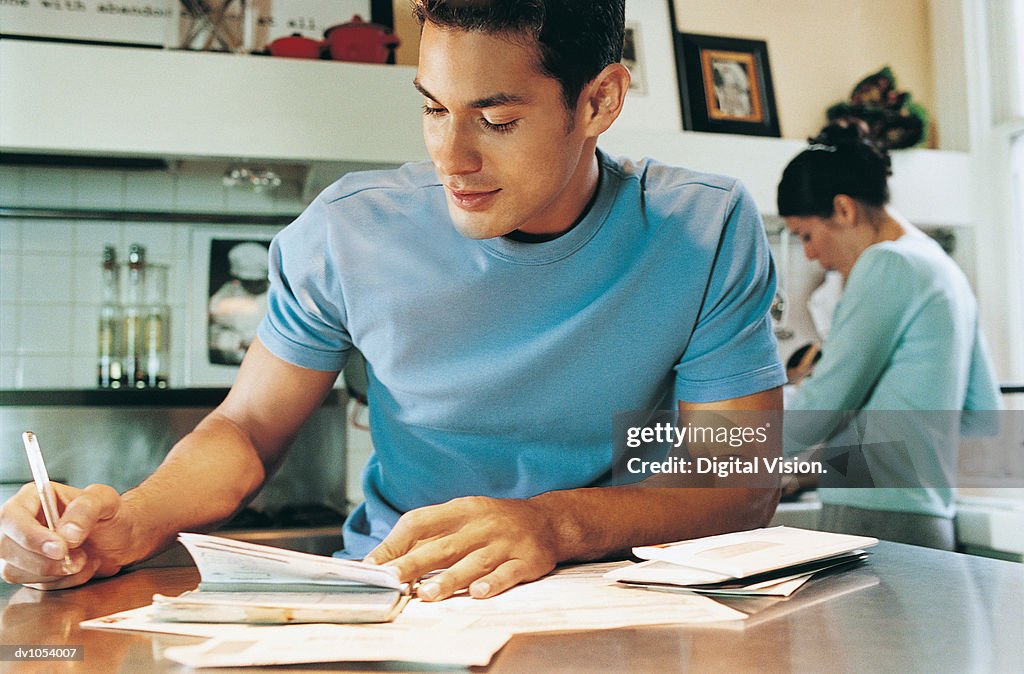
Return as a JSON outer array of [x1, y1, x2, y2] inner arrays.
[[673, 32, 781, 137]]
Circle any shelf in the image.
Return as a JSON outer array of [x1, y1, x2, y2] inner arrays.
[[0, 388, 342, 407], [601, 127, 974, 226], [1, 39, 974, 227], [0, 40, 427, 164]]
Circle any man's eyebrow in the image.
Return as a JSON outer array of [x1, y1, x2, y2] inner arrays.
[[413, 80, 529, 109]]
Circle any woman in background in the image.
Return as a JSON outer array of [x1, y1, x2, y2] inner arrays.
[[777, 122, 1001, 550]]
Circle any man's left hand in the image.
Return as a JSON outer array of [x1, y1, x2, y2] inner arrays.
[[364, 496, 560, 601]]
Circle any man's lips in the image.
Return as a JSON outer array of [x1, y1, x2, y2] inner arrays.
[[447, 187, 501, 211]]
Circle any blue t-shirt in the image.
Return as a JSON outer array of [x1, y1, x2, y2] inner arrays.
[[258, 150, 785, 557]]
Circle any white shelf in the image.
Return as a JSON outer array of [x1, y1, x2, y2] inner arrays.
[[1, 40, 973, 226], [602, 127, 974, 226], [0, 40, 427, 165]]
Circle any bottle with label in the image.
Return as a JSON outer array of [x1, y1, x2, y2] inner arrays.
[[97, 245, 124, 388], [141, 263, 170, 389], [123, 244, 146, 388]]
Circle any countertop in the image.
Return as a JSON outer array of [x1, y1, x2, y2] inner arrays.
[[1, 541, 1021, 672]]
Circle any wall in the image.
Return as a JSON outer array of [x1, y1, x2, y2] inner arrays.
[[0, 164, 303, 389], [390, 1, 938, 145], [674, 0, 936, 144]]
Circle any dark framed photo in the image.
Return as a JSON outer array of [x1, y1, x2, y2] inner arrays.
[[187, 227, 280, 386], [673, 33, 781, 137]]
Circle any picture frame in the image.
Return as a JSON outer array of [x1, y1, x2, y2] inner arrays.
[[616, 1, 682, 132], [187, 227, 281, 387], [673, 32, 781, 137]]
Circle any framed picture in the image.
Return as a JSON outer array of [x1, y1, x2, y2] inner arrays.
[[187, 227, 281, 387], [622, 22, 648, 95], [616, 1, 682, 132], [673, 32, 781, 137]]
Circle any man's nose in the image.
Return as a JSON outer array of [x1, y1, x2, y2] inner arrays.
[[431, 120, 482, 177]]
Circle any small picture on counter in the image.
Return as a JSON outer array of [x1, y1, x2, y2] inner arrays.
[[189, 228, 279, 386]]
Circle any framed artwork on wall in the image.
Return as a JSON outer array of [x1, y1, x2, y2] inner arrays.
[[616, 1, 682, 132], [673, 32, 781, 137], [187, 227, 280, 387]]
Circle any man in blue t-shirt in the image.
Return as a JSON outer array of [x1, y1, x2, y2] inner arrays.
[[0, 0, 784, 600]]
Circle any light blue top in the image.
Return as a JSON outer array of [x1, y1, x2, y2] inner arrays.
[[258, 151, 786, 558], [788, 230, 1002, 517]]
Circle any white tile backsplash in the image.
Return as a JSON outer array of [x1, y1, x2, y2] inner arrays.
[[21, 169, 76, 208], [0, 303, 19, 353], [17, 304, 74, 354], [0, 253, 19, 302], [19, 253, 76, 304], [73, 171, 126, 209], [73, 221, 125, 253], [0, 220, 21, 253], [21, 220, 76, 253], [1, 164, 305, 389], [124, 172, 176, 208], [0, 166, 24, 206]]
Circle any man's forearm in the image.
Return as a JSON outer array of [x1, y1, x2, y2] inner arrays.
[[118, 411, 269, 564], [531, 486, 779, 563]]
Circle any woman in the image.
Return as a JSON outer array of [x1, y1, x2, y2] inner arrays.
[[778, 123, 1001, 550]]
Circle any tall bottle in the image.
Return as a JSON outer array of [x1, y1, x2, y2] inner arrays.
[[97, 245, 125, 388], [141, 263, 170, 389], [123, 243, 146, 388]]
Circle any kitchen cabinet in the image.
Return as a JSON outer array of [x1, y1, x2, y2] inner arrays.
[[1, 39, 974, 226]]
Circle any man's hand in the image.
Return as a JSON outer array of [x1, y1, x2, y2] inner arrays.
[[0, 482, 136, 590], [365, 496, 560, 602]]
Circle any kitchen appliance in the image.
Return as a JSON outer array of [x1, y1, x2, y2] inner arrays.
[[323, 15, 400, 64]]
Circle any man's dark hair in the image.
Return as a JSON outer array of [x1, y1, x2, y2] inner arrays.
[[413, 0, 625, 110]]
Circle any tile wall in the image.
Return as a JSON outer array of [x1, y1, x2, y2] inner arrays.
[[0, 163, 306, 389]]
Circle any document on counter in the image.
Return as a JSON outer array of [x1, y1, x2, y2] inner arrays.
[[150, 533, 408, 624], [160, 624, 512, 669], [402, 561, 748, 633], [605, 526, 875, 596]]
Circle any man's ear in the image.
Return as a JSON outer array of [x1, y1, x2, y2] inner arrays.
[[580, 63, 630, 136]]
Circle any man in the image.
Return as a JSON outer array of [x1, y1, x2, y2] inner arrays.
[[0, 0, 784, 600]]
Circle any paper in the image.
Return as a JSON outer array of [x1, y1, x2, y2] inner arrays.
[[152, 533, 407, 623], [633, 526, 877, 578], [606, 559, 814, 596], [178, 532, 404, 591], [402, 561, 747, 633], [161, 623, 512, 668]]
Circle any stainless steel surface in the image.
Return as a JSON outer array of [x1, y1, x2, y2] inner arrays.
[[0, 398, 348, 515], [0, 542, 1020, 672]]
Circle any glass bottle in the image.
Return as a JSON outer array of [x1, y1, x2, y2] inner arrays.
[[97, 245, 125, 388], [123, 244, 146, 388], [142, 264, 170, 389]]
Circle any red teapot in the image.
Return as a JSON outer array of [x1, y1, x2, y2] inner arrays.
[[323, 15, 400, 64]]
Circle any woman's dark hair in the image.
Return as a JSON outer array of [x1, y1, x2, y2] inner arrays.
[[777, 121, 893, 218], [413, 0, 625, 111]]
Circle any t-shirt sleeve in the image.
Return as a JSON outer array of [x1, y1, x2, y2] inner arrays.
[[673, 181, 786, 403], [256, 197, 353, 372]]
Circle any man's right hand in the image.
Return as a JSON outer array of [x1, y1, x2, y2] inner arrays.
[[0, 482, 136, 590]]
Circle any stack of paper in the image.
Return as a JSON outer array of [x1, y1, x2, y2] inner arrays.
[[604, 526, 876, 597], [151, 533, 409, 624]]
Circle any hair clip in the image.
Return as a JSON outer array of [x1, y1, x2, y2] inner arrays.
[[806, 143, 837, 152]]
